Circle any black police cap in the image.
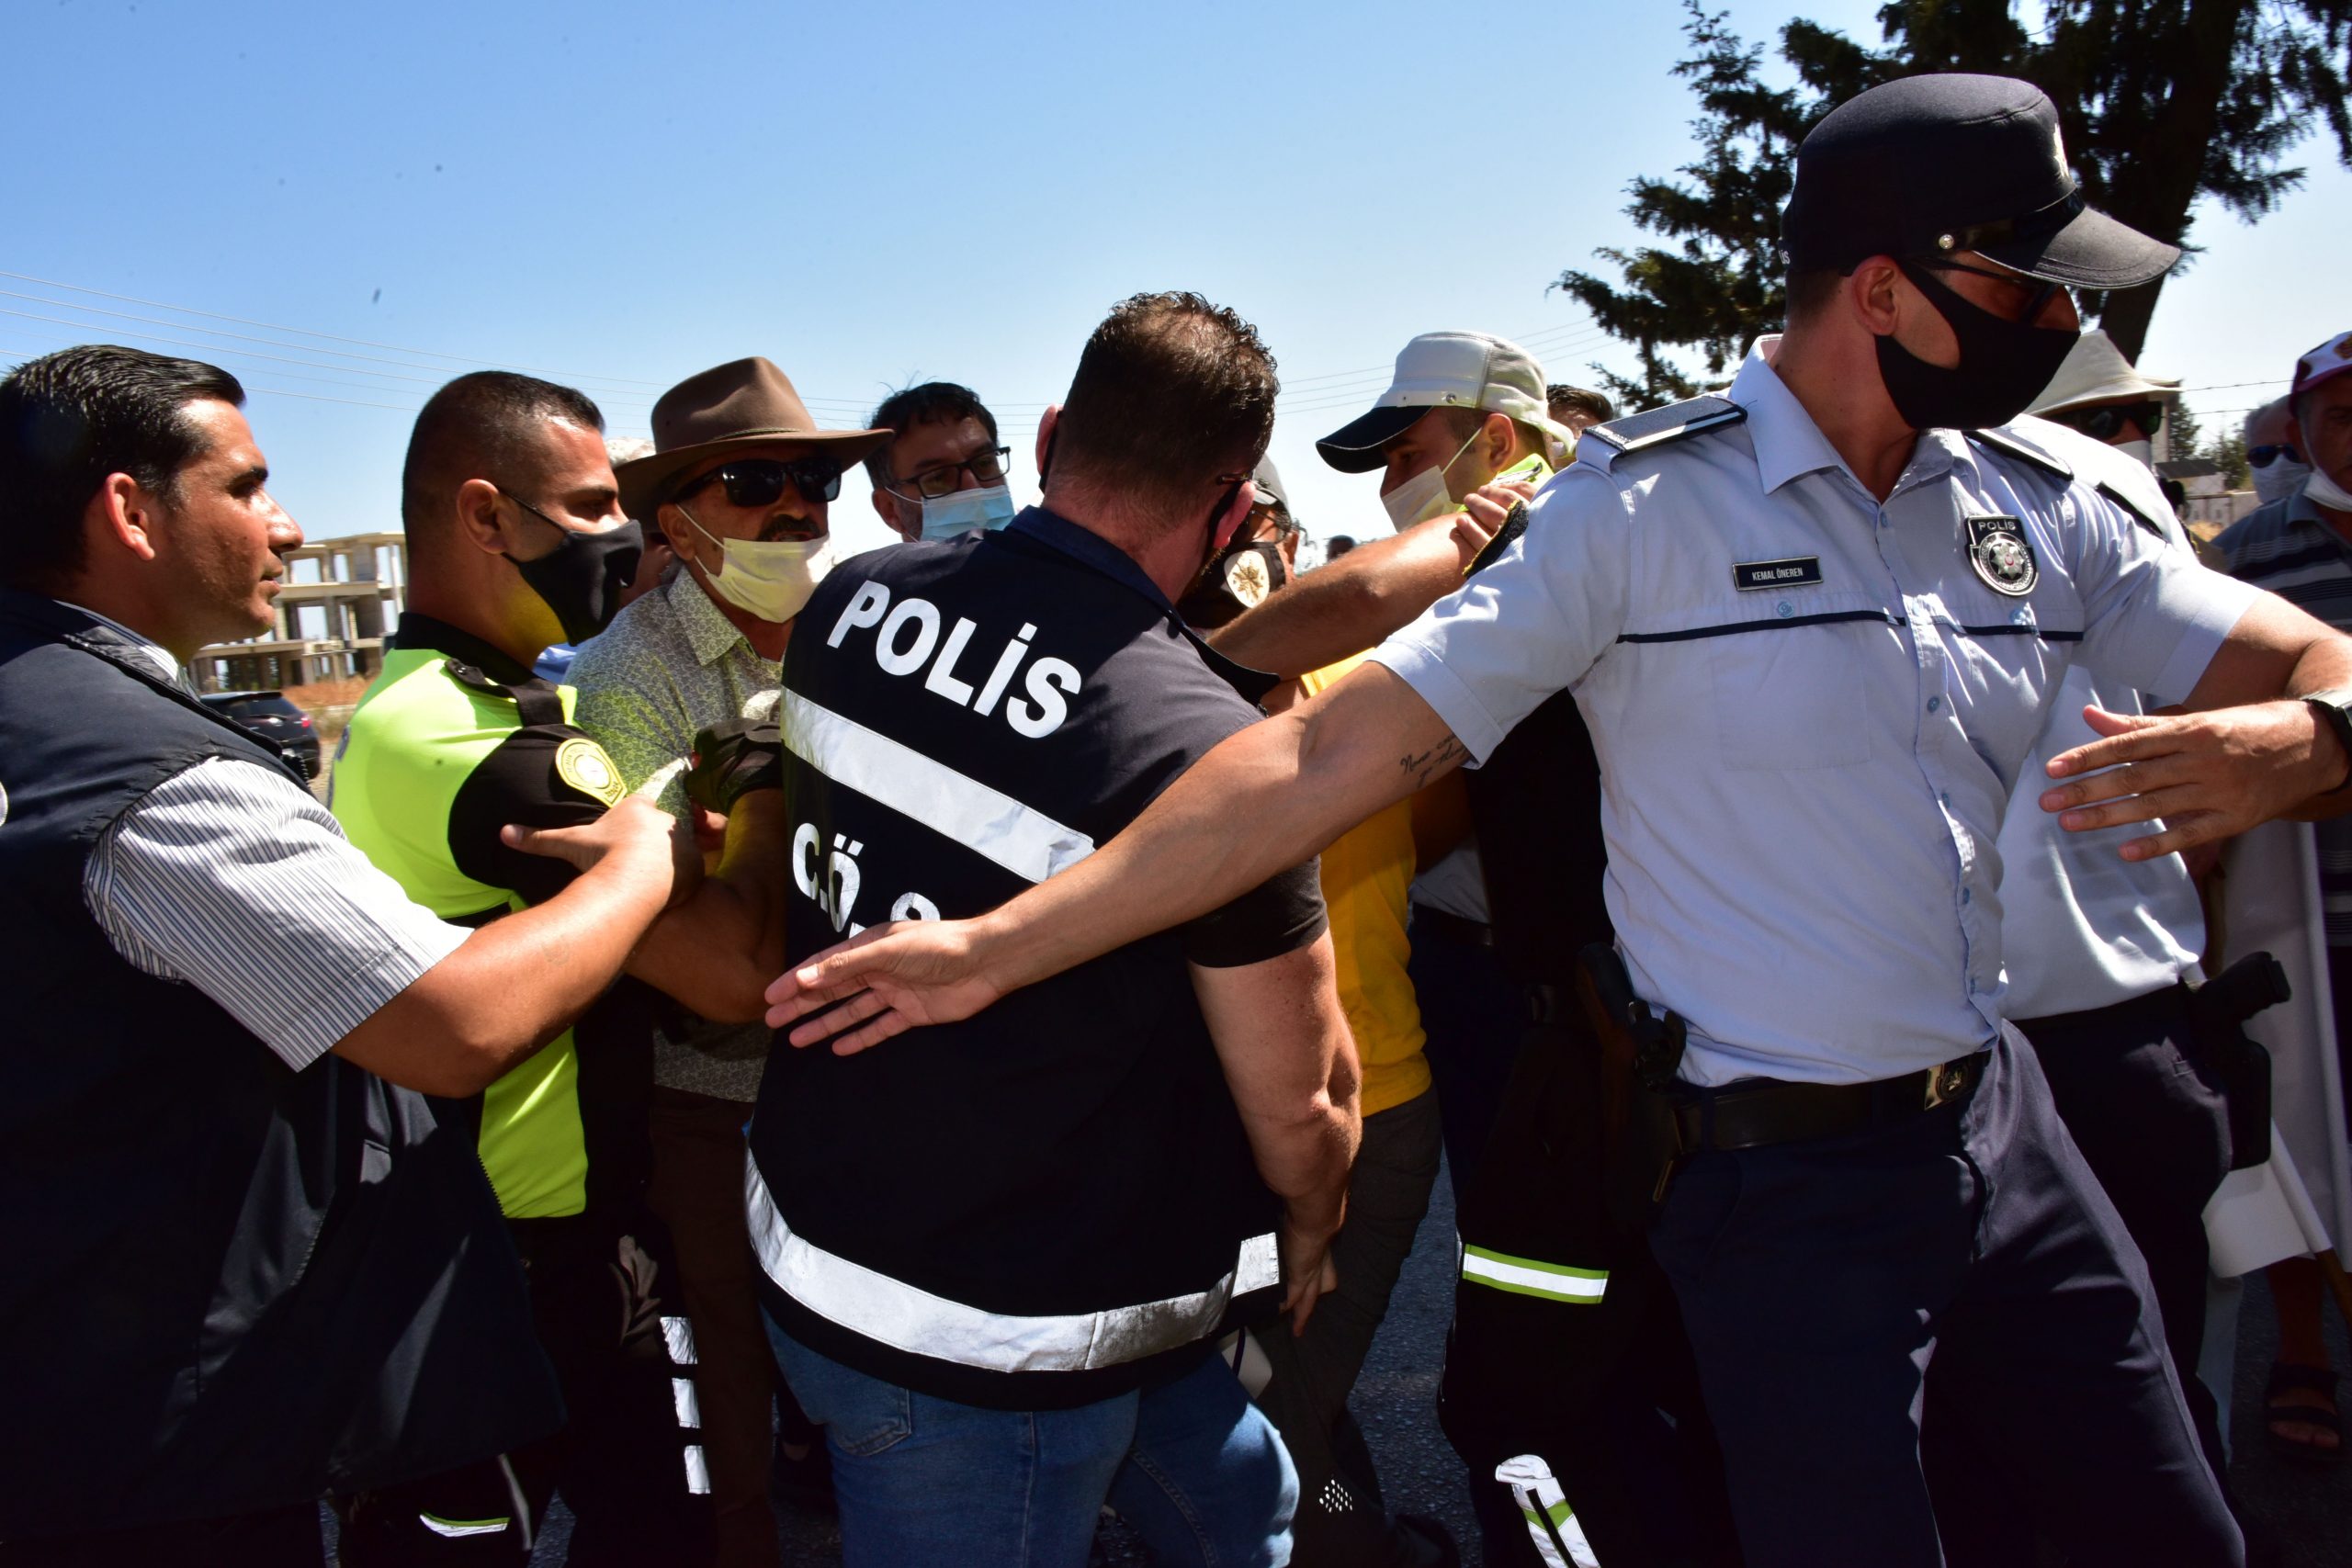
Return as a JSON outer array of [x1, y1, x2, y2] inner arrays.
[[1782, 73, 2178, 289]]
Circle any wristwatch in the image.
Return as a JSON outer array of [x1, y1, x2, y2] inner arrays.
[[2302, 688, 2352, 792]]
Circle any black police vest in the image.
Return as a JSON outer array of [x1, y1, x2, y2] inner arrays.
[[750, 524, 1283, 1410], [0, 592, 560, 1537]]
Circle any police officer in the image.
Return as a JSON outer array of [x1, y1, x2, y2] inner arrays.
[[772, 75, 2352, 1567], [752, 291, 1356, 1566], [332, 371, 792, 1564], [0, 346, 691, 1565]]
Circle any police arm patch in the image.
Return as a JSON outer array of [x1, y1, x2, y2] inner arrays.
[[555, 737, 627, 807]]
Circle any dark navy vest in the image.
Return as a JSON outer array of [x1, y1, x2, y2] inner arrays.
[[0, 590, 560, 1536]]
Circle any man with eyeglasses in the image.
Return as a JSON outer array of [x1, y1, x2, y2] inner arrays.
[[864, 380, 1017, 541], [330, 369, 796, 1565], [2245, 396, 2313, 507], [766, 77, 2352, 1566], [563, 356, 890, 1567]]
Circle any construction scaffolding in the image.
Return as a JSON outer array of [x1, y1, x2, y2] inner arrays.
[[193, 531, 406, 694]]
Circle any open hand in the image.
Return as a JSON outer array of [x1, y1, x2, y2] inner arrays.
[[2041, 700, 2351, 860], [763, 916, 1008, 1055]]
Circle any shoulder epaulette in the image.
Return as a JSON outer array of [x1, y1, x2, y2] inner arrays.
[[1966, 425, 2073, 482], [442, 658, 564, 728], [1580, 395, 1747, 458], [2094, 480, 2170, 541]]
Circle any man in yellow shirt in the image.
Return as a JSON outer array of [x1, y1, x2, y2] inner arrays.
[[1179, 464, 1454, 1568]]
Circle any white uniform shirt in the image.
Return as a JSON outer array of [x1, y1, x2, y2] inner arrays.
[[1369, 340, 2257, 1087], [1993, 429, 2208, 1019]]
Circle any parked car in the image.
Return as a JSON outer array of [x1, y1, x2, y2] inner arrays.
[[199, 689, 322, 779]]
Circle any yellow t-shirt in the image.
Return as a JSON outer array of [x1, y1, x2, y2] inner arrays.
[[1299, 654, 1430, 1116]]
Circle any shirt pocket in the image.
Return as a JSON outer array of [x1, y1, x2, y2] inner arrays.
[[1695, 593, 1896, 772]]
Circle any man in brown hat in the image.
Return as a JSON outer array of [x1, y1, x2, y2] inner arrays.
[[567, 357, 888, 1567]]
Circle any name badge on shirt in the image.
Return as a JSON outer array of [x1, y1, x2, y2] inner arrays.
[[1732, 556, 1823, 592], [1964, 514, 2039, 597]]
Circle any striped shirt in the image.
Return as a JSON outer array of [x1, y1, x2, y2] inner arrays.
[[2211, 491, 2352, 945], [85, 754, 470, 1069]]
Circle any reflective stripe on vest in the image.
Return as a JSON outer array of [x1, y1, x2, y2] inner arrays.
[[1496, 1454, 1600, 1568], [747, 1155, 1277, 1373], [1461, 1243, 1607, 1303], [781, 689, 1094, 884]]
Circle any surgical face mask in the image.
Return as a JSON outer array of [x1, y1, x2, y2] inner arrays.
[[2254, 451, 2312, 505], [915, 483, 1016, 541], [1379, 426, 1486, 532], [2112, 438, 2154, 471], [1875, 260, 2079, 433], [678, 504, 833, 624], [2310, 468, 2352, 513], [506, 501, 643, 645]]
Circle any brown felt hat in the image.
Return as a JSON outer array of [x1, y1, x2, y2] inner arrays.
[[616, 356, 891, 518]]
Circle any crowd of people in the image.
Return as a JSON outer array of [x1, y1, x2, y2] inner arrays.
[[6, 68, 2352, 1568]]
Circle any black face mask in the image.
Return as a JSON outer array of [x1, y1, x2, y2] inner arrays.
[[507, 503, 644, 645], [1178, 540, 1287, 630], [1874, 260, 2079, 433]]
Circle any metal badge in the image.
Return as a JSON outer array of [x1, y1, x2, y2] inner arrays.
[[1223, 548, 1273, 609], [1964, 514, 2038, 598]]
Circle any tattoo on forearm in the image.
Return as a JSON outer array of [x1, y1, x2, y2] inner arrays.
[[1399, 734, 1467, 788]]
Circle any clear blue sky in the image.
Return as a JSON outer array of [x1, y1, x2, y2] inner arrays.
[[5, 0, 2344, 573]]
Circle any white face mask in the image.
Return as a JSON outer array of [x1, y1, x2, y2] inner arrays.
[[2112, 438, 2154, 471], [1378, 426, 1486, 533], [2309, 467, 2352, 513], [678, 504, 833, 624], [2255, 453, 2312, 505], [915, 483, 1016, 541]]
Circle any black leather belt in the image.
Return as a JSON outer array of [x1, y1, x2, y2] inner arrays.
[[1671, 1052, 1988, 1153], [1410, 904, 1496, 949]]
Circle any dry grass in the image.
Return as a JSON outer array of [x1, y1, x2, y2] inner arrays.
[[282, 674, 371, 711]]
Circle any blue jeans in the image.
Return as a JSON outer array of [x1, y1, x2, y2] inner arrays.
[[765, 1316, 1296, 1568]]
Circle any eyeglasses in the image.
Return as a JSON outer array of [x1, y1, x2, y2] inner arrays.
[[895, 446, 1012, 500], [1905, 256, 2073, 326], [2250, 443, 2305, 468], [673, 457, 842, 510], [2048, 400, 2166, 443]]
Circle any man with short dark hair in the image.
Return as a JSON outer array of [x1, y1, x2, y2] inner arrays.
[[752, 292, 1358, 1565], [774, 77, 2352, 1566], [864, 380, 1015, 541], [1546, 383, 1615, 435], [0, 345, 690, 1564], [332, 368, 794, 1565]]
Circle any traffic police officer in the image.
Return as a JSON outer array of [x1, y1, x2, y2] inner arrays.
[[752, 292, 1354, 1567], [770, 75, 2352, 1567], [333, 371, 790, 1564]]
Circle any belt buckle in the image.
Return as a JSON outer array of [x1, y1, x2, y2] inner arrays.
[[1922, 1058, 1972, 1110]]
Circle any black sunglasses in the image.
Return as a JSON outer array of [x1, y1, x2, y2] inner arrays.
[[1905, 256, 2073, 326], [2048, 400, 2166, 443], [2250, 443, 2304, 469], [899, 446, 1012, 500], [673, 457, 842, 510]]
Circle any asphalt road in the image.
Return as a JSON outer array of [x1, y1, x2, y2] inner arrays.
[[393, 1150, 2347, 1565]]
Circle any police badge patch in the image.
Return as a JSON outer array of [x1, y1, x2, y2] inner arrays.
[[1964, 514, 2038, 597]]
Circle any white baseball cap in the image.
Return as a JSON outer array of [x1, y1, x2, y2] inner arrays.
[[1317, 332, 1575, 473]]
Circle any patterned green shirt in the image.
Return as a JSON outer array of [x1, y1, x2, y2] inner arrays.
[[568, 569, 781, 1100]]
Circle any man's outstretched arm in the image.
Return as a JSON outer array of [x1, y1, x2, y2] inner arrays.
[[1207, 512, 1489, 679], [767, 662, 1464, 1052]]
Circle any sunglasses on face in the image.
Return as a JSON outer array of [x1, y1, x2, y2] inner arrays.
[[2049, 400, 2166, 443], [2250, 443, 2305, 468], [673, 457, 843, 510], [899, 446, 1012, 500]]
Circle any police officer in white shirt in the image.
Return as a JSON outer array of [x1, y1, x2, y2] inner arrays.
[[767, 75, 2352, 1567]]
